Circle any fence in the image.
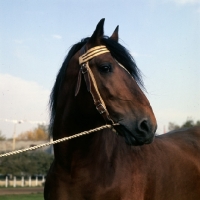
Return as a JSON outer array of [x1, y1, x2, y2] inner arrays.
[[0, 176, 45, 187]]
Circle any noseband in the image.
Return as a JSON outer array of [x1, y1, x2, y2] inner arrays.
[[75, 45, 114, 124]]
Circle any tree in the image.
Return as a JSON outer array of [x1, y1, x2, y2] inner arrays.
[[168, 122, 180, 131], [17, 124, 49, 141], [0, 131, 6, 141], [196, 120, 200, 126], [182, 119, 195, 128], [0, 151, 53, 176], [168, 118, 200, 131]]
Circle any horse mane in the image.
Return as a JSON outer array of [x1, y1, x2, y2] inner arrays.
[[49, 36, 144, 133]]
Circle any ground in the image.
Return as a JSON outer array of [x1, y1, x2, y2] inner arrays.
[[0, 187, 43, 195]]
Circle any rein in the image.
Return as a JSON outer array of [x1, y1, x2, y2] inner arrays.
[[75, 45, 114, 124], [0, 124, 119, 158]]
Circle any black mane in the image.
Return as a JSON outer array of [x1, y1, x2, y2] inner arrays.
[[49, 36, 144, 133]]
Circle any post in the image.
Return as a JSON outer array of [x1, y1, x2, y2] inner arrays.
[[13, 176, 16, 187], [5, 176, 8, 187], [41, 175, 45, 186], [12, 124, 16, 150], [12, 120, 22, 150], [35, 176, 38, 186], [21, 176, 24, 187], [29, 176, 31, 187], [42, 175, 45, 183]]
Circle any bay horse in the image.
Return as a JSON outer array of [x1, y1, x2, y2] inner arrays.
[[44, 19, 200, 200]]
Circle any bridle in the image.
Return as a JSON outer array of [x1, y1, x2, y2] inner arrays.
[[75, 45, 115, 125]]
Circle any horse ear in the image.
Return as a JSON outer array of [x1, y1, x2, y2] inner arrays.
[[110, 25, 119, 42], [89, 18, 105, 45]]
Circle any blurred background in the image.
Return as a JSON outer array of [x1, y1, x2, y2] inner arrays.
[[0, 1, 199, 196], [0, 0, 200, 139]]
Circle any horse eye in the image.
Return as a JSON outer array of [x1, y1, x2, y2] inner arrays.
[[98, 63, 112, 73]]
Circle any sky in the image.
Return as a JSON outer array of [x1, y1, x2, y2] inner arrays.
[[0, 0, 200, 138]]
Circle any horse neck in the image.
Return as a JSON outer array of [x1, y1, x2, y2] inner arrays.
[[52, 90, 117, 163], [56, 131, 120, 174]]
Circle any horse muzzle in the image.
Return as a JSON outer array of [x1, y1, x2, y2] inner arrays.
[[115, 118, 156, 146]]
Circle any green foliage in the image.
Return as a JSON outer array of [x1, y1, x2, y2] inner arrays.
[[168, 118, 200, 131], [196, 120, 200, 126], [181, 119, 195, 128], [0, 151, 53, 176]]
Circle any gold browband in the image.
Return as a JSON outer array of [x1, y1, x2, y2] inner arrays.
[[79, 45, 109, 65]]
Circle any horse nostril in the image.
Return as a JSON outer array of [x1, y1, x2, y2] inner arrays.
[[138, 119, 150, 134]]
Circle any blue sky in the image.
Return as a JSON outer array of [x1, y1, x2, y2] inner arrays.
[[0, 0, 200, 138]]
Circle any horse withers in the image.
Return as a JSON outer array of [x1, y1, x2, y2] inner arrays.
[[44, 19, 200, 200]]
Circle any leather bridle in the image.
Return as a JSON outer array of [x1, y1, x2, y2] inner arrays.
[[75, 45, 115, 125]]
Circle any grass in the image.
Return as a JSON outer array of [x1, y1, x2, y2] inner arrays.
[[0, 193, 43, 200]]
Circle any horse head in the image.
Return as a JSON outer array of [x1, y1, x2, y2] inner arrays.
[[50, 18, 157, 146]]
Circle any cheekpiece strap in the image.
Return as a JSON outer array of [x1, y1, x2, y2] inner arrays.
[[77, 45, 114, 125]]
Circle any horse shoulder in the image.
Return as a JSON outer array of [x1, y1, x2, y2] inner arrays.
[[138, 126, 200, 200]]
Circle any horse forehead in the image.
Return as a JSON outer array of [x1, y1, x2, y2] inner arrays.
[[92, 52, 115, 64]]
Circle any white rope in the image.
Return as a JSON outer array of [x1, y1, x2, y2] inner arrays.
[[0, 124, 119, 158]]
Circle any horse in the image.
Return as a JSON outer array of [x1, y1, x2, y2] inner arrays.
[[44, 19, 200, 200]]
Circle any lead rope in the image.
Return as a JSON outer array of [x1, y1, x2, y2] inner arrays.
[[0, 123, 119, 158]]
